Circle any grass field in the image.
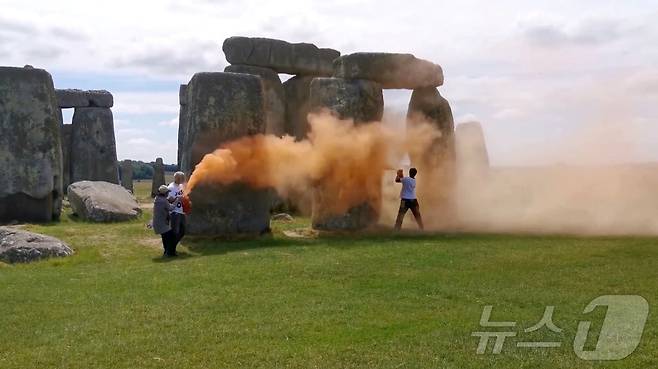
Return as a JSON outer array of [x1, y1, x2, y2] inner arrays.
[[1, 181, 657, 368]]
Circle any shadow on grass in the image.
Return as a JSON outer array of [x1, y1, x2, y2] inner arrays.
[[176, 227, 467, 259], [151, 251, 195, 263]]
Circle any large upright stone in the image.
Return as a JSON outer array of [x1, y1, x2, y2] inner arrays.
[[333, 53, 444, 89], [70, 107, 119, 184], [456, 122, 489, 179], [182, 72, 270, 236], [283, 76, 315, 140], [223, 36, 340, 76], [407, 87, 456, 228], [309, 77, 384, 123], [61, 124, 72, 191], [177, 84, 188, 168], [308, 77, 384, 230], [151, 158, 165, 197], [0, 66, 63, 222], [224, 65, 285, 136], [119, 160, 134, 192]]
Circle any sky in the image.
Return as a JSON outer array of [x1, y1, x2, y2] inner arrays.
[[1, 0, 657, 165]]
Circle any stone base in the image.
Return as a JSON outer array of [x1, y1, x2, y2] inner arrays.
[[312, 202, 378, 231], [0, 193, 55, 223], [187, 183, 272, 236]]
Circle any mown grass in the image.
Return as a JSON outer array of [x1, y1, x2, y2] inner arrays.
[[0, 182, 657, 368]]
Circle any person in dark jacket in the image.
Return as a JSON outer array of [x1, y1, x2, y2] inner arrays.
[[153, 185, 177, 257]]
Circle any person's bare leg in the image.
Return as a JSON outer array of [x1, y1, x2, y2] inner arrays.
[[394, 201, 408, 230], [411, 205, 424, 230]]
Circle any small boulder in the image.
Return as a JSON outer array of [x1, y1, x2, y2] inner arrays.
[[68, 181, 141, 222], [0, 227, 73, 263]]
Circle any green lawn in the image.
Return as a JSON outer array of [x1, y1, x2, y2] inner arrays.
[[0, 184, 657, 368]]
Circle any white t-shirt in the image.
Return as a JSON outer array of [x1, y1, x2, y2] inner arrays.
[[167, 182, 185, 214], [400, 177, 416, 200]]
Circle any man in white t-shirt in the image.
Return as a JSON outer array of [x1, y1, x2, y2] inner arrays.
[[394, 167, 424, 230], [167, 171, 187, 245]]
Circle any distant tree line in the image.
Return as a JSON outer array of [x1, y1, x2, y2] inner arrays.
[[122, 160, 177, 180]]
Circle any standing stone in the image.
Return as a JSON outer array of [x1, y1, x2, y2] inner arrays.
[[177, 84, 188, 168], [61, 124, 72, 191], [308, 77, 384, 230], [151, 158, 166, 197], [0, 66, 63, 223], [222, 36, 340, 76], [70, 107, 119, 184], [119, 160, 134, 192], [407, 87, 456, 228], [283, 76, 315, 140], [182, 72, 270, 236], [309, 77, 384, 123], [456, 122, 489, 180], [333, 53, 444, 89], [224, 65, 285, 136]]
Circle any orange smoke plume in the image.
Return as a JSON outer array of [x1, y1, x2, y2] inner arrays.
[[185, 112, 441, 216]]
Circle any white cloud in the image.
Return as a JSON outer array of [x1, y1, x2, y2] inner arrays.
[[158, 116, 179, 127], [112, 92, 179, 115], [1, 0, 657, 165]]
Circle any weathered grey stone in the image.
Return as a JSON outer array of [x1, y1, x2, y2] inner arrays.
[[56, 89, 89, 108], [151, 158, 165, 197], [70, 107, 119, 184], [0, 227, 73, 263], [182, 72, 270, 236], [61, 124, 72, 191], [333, 53, 444, 89], [179, 84, 188, 106], [188, 183, 273, 236], [55, 89, 114, 108], [456, 122, 489, 179], [283, 76, 315, 140], [223, 36, 340, 76], [68, 181, 141, 222], [0, 66, 63, 223], [308, 77, 384, 230], [119, 160, 134, 192], [224, 65, 285, 136], [177, 84, 188, 168], [87, 90, 113, 108], [309, 77, 384, 123], [408, 87, 453, 130], [312, 202, 378, 231]]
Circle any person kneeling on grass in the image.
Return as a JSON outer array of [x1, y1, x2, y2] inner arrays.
[[153, 185, 177, 257], [394, 167, 424, 231]]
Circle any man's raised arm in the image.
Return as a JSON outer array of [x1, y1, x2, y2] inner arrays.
[[395, 169, 403, 183]]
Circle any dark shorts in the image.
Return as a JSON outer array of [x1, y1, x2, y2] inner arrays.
[[399, 199, 419, 211]]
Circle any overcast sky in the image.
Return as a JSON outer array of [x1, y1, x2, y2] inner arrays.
[[2, 0, 657, 165]]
